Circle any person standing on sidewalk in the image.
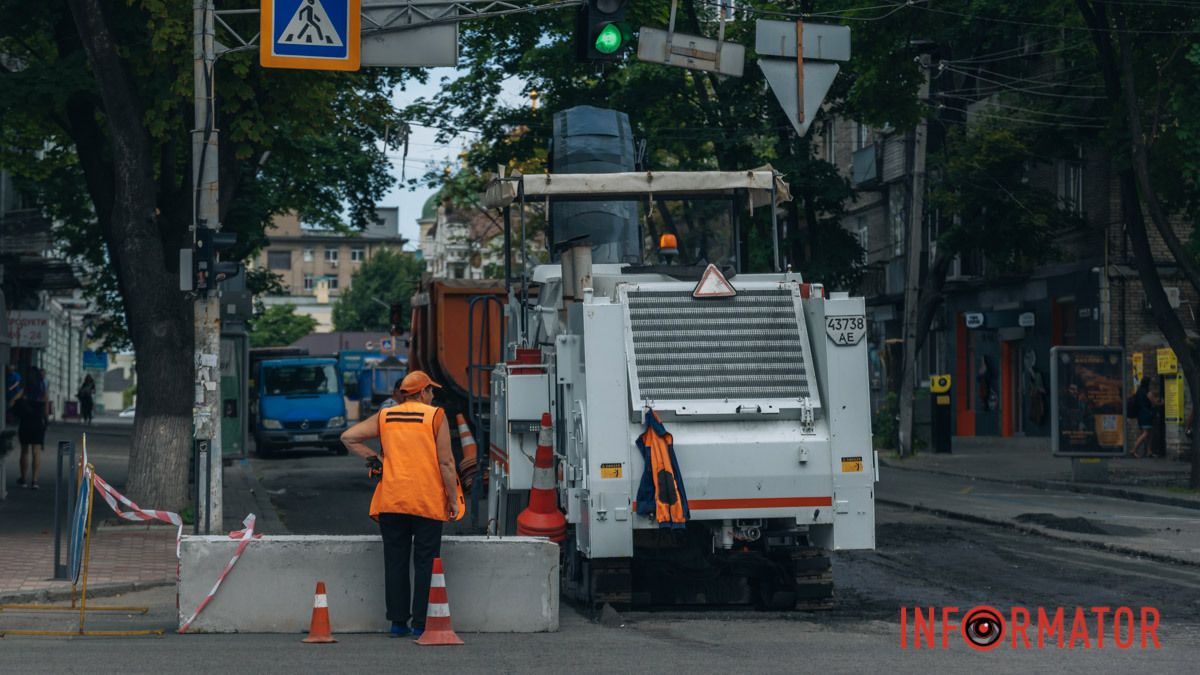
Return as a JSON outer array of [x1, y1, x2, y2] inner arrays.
[[17, 368, 50, 489], [340, 371, 459, 638], [77, 374, 96, 425]]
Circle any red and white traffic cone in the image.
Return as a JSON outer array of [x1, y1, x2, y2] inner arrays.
[[416, 558, 463, 646], [516, 413, 567, 543], [301, 581, 337, 643]]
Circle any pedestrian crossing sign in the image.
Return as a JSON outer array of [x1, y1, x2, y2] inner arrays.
[[261, 0, 360, 71]]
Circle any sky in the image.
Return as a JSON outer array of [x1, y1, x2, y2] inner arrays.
[[380, 69, 527, 249]]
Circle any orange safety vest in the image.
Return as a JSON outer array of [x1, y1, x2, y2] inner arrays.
[[369, 402, 464, 522]]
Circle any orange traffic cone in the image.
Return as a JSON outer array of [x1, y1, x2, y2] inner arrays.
[[416, 558, 463, 646], [301, 581, 337, 643], [516, 413, 567, 542], [456, 414, 487, 493]]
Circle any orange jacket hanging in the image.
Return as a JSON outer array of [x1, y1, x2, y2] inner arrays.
[[635, 409, 689, 528]]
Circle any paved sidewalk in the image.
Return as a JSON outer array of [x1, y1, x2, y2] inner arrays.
[[1, 424, 285, 603], [882, 435, 1200, 509]]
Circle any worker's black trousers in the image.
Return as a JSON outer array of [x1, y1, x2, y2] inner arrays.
[[378, 512, 444, 628]]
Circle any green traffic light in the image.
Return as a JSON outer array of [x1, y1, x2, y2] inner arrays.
[[594, 23, 624, 54]]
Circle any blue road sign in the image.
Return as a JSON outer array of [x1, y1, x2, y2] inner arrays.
[[261, 0, 361, 71]]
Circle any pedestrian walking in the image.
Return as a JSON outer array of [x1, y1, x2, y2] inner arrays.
[[17, 368, 50, 489], [78, 374, 96, 425], [1130, 376, 1161, 458], [340, 370, 459, 638]]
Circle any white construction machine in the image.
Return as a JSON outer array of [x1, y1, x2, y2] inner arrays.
[[478, 154, 877, 609]]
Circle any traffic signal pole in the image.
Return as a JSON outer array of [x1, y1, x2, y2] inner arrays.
[[193, 0, 222, 531]]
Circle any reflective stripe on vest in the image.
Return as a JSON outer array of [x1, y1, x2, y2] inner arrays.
[[370, 402, 447, 521]]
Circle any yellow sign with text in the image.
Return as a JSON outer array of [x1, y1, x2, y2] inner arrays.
[[1157, 348, 1178, 374], [600, 463, 623, 479], [1132, 352, 1143, 381], [841, 456, 864, 473]]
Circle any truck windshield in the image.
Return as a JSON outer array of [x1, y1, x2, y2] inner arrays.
[[262, 364, 338, 396]]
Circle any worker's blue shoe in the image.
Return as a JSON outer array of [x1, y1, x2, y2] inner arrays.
[[390, 622, 411, 637], [411, 627, 424, 638]]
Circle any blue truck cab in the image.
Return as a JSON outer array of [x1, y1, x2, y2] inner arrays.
[[254, 357, 348, 456]]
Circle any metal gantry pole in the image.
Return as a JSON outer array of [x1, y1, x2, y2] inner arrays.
[[193, 0, 223, 528]]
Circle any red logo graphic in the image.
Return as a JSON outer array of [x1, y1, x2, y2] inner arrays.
[[900, 606, 1161, 650]]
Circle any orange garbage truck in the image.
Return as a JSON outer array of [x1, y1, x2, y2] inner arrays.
[[407, 278, 506, 514]]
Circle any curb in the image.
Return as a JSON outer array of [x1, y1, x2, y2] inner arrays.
[[880, 460, 1200, 512], [877, 497, 1200, 570], [0, 579, 173, 606]]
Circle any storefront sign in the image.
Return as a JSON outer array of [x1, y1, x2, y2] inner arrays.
[[1051, 346, 1126, 457], [1131, 352, 1144, 382], [82, 351, 108, 370], [964, 313, 985, 329], [7, 311, 49, 348], [1018, 312, 1035, 327]]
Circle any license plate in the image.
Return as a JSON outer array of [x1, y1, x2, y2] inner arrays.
[[294, 433, 319, 442]]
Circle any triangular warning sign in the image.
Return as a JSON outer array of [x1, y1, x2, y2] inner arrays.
[[693, 264, 737, 298], [278, 0, 344, 47]]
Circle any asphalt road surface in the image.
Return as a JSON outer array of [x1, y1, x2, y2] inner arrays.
[[5, 498, 1197, 672]]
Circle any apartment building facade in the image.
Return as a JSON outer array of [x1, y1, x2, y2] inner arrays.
[[250, 208, 406, 331], [819, 110, 1196, 440]]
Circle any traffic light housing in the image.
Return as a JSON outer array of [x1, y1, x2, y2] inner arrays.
[[389, 303, 403, 336], [577, 0, 631, 62], [189, 228, 242, 294]]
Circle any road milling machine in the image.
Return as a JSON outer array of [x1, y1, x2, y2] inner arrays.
[[471, 106, 877, 610]]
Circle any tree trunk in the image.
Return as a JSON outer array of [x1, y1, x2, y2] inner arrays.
[[68, 0, 195, 508]]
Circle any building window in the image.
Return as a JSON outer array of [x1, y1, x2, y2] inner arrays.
[[267, 250, 291, 270], [303, 273, 315, 290], [326, 276, 339, 290], [351, 247, 365, 262], [303, 248, 314, 262], [854, 122, 868, 151], [824, 120, 837, 164], [1058, 149, 1083, 216], [324, 248, 339, 263]]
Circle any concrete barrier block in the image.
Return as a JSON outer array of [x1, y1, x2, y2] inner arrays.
[[179, 535, 559, 633]]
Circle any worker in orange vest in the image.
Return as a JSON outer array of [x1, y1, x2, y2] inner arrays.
[[341, 370, 459, 638]]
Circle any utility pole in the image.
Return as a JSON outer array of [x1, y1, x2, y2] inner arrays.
[[193, 0, 222, 531], [897, 54, 931, 458]]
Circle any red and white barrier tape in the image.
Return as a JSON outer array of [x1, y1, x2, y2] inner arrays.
[[178, 513, 257, 634], [92, 472, 185, 557], [90, 471, 260, 633]]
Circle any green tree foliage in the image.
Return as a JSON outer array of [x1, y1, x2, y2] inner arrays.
[[332, 248, 425, 332], [0, 0, 411, 507], [249, 304, 318, 348], [405, 0, 863, 286]]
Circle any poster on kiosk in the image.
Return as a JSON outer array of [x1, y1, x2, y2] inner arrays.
[[1050, 346, 1127, 456]]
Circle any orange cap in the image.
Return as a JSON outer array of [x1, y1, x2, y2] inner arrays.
[[399, 370, 442, 394]]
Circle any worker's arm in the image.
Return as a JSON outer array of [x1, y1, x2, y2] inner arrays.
[[435, 413, 458, 519], [341, 413, 382, 461]]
